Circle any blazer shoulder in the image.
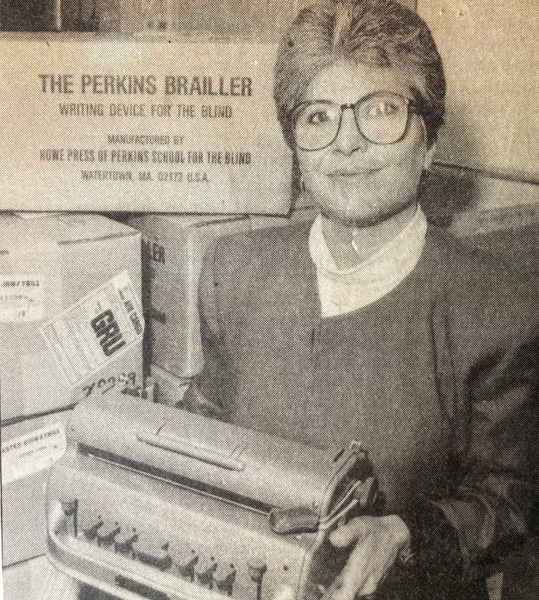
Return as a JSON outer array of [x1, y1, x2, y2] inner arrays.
[[427, 226, 538, 343], [427, 225, 531, 289]]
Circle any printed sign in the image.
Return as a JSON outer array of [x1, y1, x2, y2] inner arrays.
[[40, 270, 144, 385], [0, 38, 293, 213], [0, 275, 44, 322], [1, 422, 67, 485]]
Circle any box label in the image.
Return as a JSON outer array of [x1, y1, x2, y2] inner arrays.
[[0, 39, 292, 213], [1, 422, 67, 485], [40, 270, 144, 385], [0, 275, 45, 322]]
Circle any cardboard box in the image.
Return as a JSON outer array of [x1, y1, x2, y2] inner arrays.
[[1, 37, 293, 215], [128, 214, 251, 377], [2, 555, 80, 600], [152, 363, 191, 407], [1, 409, 72, 567], [0, 213, 143, 421]]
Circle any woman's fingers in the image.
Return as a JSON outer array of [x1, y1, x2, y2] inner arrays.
[[327, 516, 411, 600]]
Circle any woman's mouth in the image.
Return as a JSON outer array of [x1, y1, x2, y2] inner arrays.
[[328, 167, 384, 180]]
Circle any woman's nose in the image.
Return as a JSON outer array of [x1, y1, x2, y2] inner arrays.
[[333, 107, 369, 154]]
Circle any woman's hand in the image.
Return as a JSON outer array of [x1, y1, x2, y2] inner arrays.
[[327, 515, 411, 600]]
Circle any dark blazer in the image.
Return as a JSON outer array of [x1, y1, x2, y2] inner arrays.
[[184, 222, 539, 599]]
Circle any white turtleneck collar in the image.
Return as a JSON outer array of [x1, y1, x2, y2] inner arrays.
[[308, 205, 428, 317]]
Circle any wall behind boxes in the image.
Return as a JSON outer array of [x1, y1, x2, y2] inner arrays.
[[1, 0, 417, 35], [417, 0, 539, 183], [1, 0, 300, 37]]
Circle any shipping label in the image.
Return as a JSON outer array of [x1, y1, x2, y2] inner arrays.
[[40, 270, 144, 385], [1, 422, 67, 485], [0, 275, 45, 322]]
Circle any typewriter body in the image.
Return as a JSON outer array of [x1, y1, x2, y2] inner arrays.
[[47, 394, 379, 600]]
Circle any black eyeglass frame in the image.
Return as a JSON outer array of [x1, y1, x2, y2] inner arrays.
[[290, 91, 422, 152]]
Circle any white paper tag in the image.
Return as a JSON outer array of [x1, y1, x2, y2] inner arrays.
[[1, 422, 67, 485], [0, 275, 45, 322], [40, 270, 144, 385]]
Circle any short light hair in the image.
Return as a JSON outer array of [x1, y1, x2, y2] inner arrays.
[[274, 0, 445, 149]]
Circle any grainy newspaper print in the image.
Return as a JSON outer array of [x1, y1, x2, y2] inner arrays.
[[1, 1, 538, 600]]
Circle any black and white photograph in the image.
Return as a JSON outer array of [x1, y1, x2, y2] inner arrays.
[[1, 1, 538, 600]]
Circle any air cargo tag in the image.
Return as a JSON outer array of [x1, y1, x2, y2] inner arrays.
[[40, 270, 144, 385]]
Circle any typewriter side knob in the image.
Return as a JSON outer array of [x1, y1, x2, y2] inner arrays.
[[60, 498, 77, 516], [353, 477, 379, 511], [59, 498, 78, 537]]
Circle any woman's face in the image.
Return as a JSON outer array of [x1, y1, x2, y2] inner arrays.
[[296, 61, 435, 227]]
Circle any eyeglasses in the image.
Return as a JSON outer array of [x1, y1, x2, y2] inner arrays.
[[291, 92, 420, 151]]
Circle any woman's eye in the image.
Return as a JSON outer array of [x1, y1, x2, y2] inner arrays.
[[307, 110, 331, 125], [367, 101, 399, 117]]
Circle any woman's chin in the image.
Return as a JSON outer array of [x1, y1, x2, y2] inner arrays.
[[308, 185, 381, 226], [321, 208, 392, 228], [317, 195, 415, 228], [307, 176, 417, 228]]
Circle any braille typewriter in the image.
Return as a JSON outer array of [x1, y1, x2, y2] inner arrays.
[[46, 394, 380, 600]]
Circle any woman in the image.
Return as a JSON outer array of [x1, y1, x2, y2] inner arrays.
[[184, 1, 539, 598]]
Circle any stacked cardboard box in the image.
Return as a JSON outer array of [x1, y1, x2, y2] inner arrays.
[[150, 363, 190, 407], [0, 213, 144, 565], [127, 214, 251, 404], [0, 213, 144, 420], [2, 410, 72, 566]]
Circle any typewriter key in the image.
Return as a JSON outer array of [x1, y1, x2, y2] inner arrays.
[[196, 558, 218, 588], [175, 549, 199, 581], [133, 538, 172, 571], [114, 529, 139, 555], [80, 515, 104, 541], [97, 521, 121, 547], [215, 564, 237, 596]]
